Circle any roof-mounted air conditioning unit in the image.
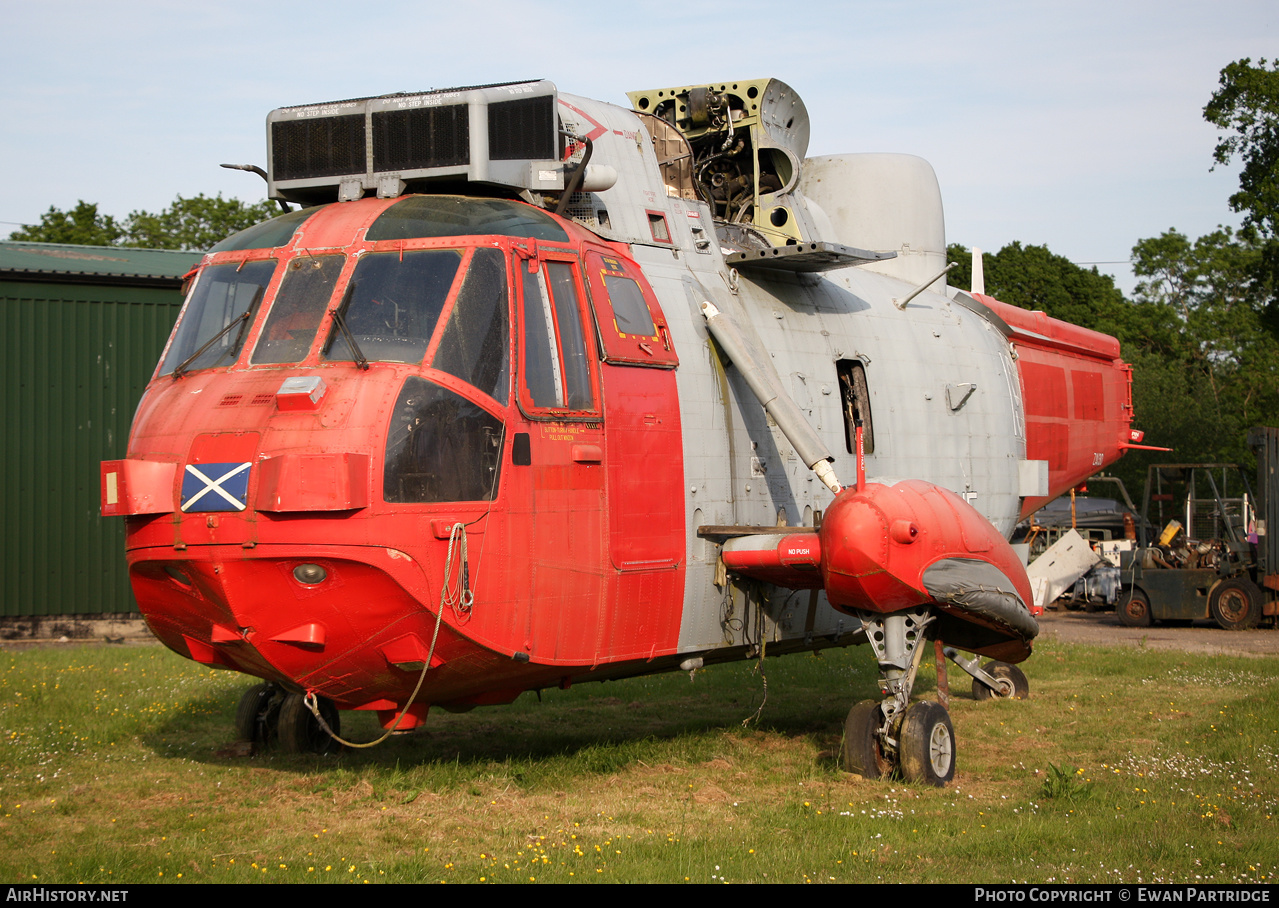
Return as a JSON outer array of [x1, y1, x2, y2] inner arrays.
[[267, 80, 563, 204]]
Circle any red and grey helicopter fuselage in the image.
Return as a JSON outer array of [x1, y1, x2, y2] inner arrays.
[[102, 79, 1136, 780]]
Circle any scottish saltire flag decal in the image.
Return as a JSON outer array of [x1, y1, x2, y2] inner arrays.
[[181, 462, 251, 512]]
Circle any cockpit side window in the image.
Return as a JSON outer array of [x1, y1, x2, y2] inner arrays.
[[602, 274, 656, 336], [521, 265, 562, 408], [322, 249, 462, 365], [430, 247, 510, 404], [517, 256, 598, 414], [582, 250, 678, 368], [546, 262, 592, 410], [159, 259, 277, 376], [251, 255, 345, 365], [384, 377, 504, 503]]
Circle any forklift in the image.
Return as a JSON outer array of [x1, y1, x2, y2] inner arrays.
[[1117, 427, 1278, 629]]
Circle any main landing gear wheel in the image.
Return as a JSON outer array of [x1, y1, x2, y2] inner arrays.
[[972, 661, 1029, 701], [842, 607, 961, 786], [1118, 588, 1152, 628], [278, 693, 341, 755], [1209, 579, 1262, 631], [898, 701, 955, 787], [235, 682, 283, 747], [842, 700, 892, 779]]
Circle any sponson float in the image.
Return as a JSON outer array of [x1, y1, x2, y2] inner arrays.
[[101, 78, 1140, 783]]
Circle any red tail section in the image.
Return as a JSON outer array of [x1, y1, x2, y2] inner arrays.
[[976, 295, 1134, 518]]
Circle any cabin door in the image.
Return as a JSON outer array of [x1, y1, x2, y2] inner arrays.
[[511, 247, 607, 664], [582, 251, 686, 661]]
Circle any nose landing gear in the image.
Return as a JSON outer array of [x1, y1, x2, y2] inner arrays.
[[842, 699, 893, 779], [235, 682, 283, 749], [234, 682, 341, 754]]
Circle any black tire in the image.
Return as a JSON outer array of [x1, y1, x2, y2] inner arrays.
[[841, 700, 891, 779], [1209, 579, 1262, 631], [899, 701, 955, 787], [234, 683, 281, 745], [972, 661, 1030, 701], [1118, 588, 1152, 628], [277, 693, 341, 755]]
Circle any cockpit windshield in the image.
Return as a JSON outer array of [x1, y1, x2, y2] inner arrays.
[[252, 255, 345, 365], [368, 195, 568, 243], [430, 247, 509, 404], [155, 205, 517, 399], [322, 249, 463, 365], [159, 260, 276, 376]]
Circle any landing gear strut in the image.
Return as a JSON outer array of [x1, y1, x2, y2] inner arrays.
[[841, 607, 957, 786], [943, 649, 1031, 701], [840, 609, 1035, 783]]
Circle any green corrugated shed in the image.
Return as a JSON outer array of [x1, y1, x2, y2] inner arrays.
[[1, 241, 202, 619]]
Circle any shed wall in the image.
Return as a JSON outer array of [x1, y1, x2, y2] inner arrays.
[[1, 280, 181, 617]]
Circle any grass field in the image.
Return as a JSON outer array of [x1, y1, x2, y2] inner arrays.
[[1, 636, 1277, 884]]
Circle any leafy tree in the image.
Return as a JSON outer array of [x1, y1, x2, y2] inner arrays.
[[7, 194, 276, 251], [1132, 227, 1264, 349], [1204, 58, 1279, 241], [123, 194, 278, 251], [1131, 226, 1279, 464], [1204, 58, 1279, 327], [8, 200, 124, 245]]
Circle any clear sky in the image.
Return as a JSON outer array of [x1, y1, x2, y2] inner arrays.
[[3, 0, 1275, 294]]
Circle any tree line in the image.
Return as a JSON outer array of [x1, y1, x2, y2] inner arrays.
[[7, 194, 277, 252]]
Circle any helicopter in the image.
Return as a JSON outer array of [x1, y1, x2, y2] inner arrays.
[[100, 78, 1139, 784]]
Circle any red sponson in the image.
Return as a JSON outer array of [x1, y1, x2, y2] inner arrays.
[[819, 480, 1032, 615]]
